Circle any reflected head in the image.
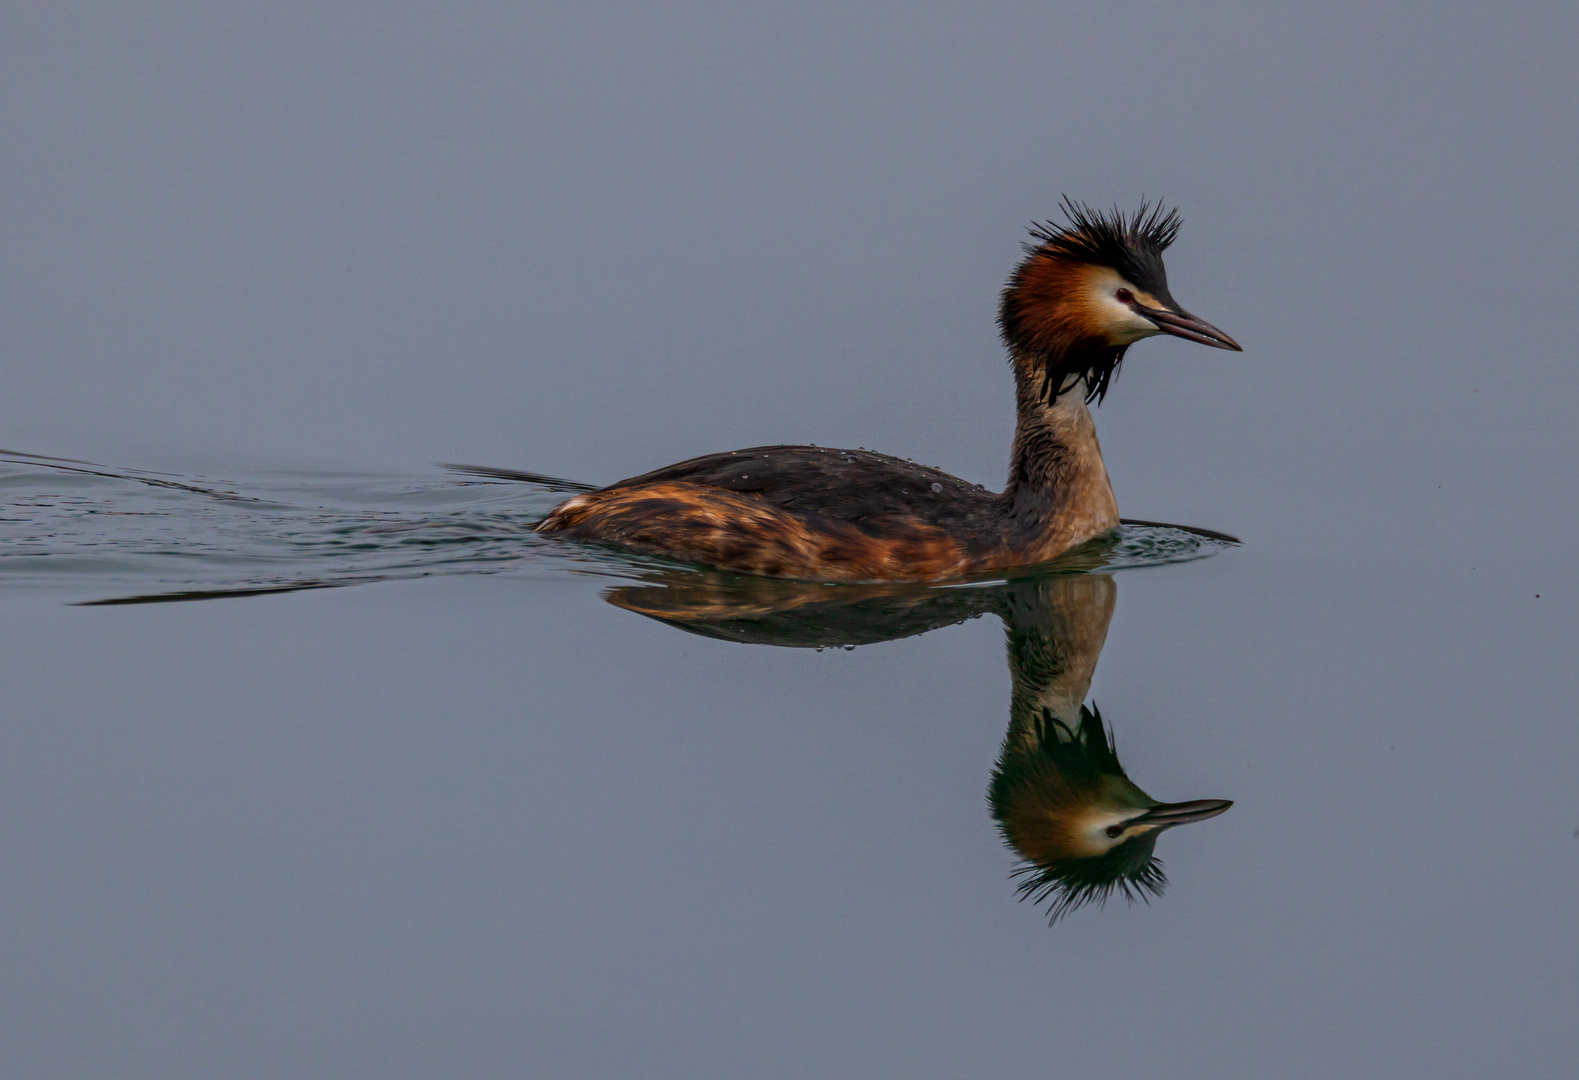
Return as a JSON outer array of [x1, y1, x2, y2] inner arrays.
[[989, 704, 1231, 922]]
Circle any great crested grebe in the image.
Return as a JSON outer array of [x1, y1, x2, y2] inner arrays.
[[535, 200, 1241, 582]]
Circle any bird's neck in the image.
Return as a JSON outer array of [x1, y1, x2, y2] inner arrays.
[[1002, 366, 1120, 559], [1002, 575, 1117, 754]]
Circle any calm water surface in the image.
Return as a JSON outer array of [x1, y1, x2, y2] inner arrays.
[[1, 450, 1574, 1078]]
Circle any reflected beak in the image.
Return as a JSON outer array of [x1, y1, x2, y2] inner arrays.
[[1132, 798, 1234, 829], [1135, 303, 1242, 351]]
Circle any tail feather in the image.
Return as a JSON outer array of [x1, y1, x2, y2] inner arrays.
[[440, 463, 598, 494]]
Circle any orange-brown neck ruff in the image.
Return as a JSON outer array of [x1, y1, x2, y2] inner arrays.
[[1000, 258, 1134, 406]]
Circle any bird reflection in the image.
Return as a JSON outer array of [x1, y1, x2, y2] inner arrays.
[[606, 569, 1231, 922]]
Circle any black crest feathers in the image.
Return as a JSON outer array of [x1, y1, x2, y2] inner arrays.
[[988, 704, 1169, 923], [1026, 197, 1181, 291]]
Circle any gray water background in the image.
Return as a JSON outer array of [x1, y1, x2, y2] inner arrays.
[[2, 3, 1577, 1077]]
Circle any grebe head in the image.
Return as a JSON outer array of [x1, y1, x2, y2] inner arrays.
[[998, 198, 1241, 403], [990, 704, 1232, 922]]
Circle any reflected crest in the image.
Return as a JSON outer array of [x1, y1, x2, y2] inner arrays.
[[606, 568, 1232, 923]]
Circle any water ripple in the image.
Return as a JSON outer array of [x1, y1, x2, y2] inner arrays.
[[0, 451, 1237, 604]]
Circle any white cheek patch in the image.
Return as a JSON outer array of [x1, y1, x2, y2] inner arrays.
[[1097, 293, 1162, 345], [1069, 808, 1136, 856], [1083, 268, 1162, 345]]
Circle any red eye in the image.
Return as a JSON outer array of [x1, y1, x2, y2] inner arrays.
[[1115, 288, 1134, 304]]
